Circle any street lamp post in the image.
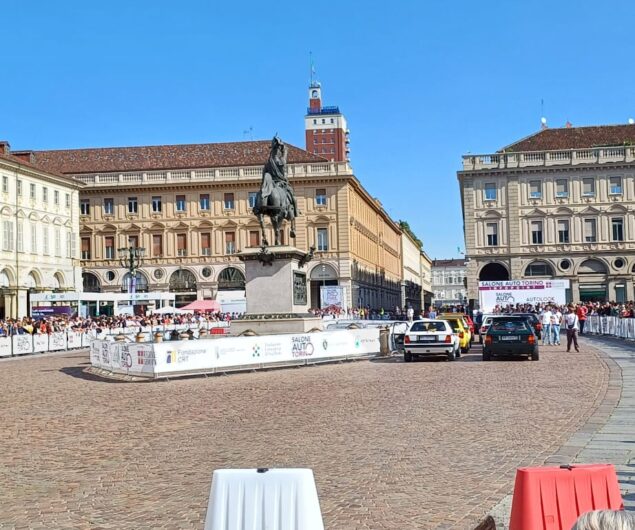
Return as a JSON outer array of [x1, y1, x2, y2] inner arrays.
[[118, 245, 145, 294]]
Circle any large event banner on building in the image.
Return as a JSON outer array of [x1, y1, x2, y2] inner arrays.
[[479, 280, 570, 312]]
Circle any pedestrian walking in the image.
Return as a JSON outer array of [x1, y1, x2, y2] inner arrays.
[[577, 303, 588, 335], [540, 306, 553, 345], [564, 305, 580, 352], [550, 307, 562, 346]]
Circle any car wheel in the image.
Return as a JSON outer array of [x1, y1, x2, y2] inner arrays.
[[483, 351, 491, 362], [404, 351, 413, 363], [447, 348, 456, 362], [455, 346, 461, 358], [531, 351, 539, 361], [461, 346, 469, 353]]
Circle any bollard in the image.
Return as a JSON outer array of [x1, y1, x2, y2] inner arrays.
[[135, 332, 146, 343], [153, 332, 163, 343], [115, 333, 127, 342], [379, 326, 390, 356], [179, 331, 190, 341]]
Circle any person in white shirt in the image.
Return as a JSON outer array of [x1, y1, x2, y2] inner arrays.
[[564, 305, 580, 352], [550, 308, 562, 346], [540, 306, 553, 345]]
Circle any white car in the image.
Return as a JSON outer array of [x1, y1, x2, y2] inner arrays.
[[478, 314, 497, 344], [403, 319, 459, 362]]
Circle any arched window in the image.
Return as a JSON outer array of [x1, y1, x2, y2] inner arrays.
[[218, 267, 245, 290], [169, 269, 197, 292], [121, 272, 149, 293], [82, 272, 101, 293], [0, 270, 10, 287], [478, 262, 510, 281], [524, 261, 554, 277], [579, 259, 607, 274]]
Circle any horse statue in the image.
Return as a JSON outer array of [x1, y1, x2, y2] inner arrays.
[[252, 136, 298, 246]]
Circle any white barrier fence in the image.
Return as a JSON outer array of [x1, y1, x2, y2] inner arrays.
[[0, 322, 231, 358], [586, 315, 635, 339], [90, 328, 381, 379], [0, 330, 95, 358]]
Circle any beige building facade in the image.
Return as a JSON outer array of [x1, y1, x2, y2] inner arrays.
[[25, 141, 402, 311], [400, 231, 423, 311], [420, 251, 433, 309], [459, 124, 635, 305], [0, 143, 83, 318]]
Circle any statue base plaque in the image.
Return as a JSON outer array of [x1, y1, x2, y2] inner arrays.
[[230, 246, 322, 336]]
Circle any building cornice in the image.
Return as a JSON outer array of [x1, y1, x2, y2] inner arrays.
[[0, 158, 85, 190]]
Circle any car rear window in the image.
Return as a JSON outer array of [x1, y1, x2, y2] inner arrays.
[[410, 321, 447, 332], [491, 320, 531, 332]]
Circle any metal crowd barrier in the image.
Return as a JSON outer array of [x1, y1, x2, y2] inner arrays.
[[586, 315, 635, 340]]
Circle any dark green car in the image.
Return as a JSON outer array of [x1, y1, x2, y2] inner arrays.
[[483, 316, 539, 361]]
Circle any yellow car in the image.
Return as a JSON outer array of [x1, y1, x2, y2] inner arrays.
[[438, 314, 472, 353]]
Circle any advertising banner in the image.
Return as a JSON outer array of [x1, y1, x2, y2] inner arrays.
[[12, 335, 33, 355], [66, 332, 83, 349], [479, 279, 570, 312], [320, 286, 347, 310], [31, 306, 74, 318], [49, 332, 67, 351], [33, 334, 49, 352], [151, 328, 380, 376], [0, 337, 11, 357]]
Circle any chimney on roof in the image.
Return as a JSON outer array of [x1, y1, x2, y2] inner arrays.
[[0, 141, 10, 155], [12, 151, 35, 164]]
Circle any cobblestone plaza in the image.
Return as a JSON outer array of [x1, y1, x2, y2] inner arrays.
[[0, 342, 613, 529]]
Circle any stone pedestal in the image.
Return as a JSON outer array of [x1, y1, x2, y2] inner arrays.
[[230, 246, 322, 335]]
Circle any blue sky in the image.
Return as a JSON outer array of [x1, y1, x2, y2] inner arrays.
[[2, 0, 634, 258]]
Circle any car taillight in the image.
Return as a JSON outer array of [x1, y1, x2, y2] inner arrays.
[[485, 335, 493, 345], [444, 335, 452, 343], [528, 335, 535, 344], [404, 335, 411, 344], [459, 332, 464, 339]]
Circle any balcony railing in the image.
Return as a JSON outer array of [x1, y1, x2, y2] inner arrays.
[[73, 162, 353, 187], [462, 146, 635, 171]]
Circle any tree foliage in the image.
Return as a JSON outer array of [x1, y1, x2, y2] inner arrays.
[[398, 220, 423, 249]]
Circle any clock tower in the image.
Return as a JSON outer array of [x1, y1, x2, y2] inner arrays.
[[304, 80, 350, 163]]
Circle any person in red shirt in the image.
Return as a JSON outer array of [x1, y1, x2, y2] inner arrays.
[[577, 304, 588, 335]]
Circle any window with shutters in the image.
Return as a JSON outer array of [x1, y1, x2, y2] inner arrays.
[[612, 217, 624, 242], [582, 178, 595, 196], [152, 196, 162, 213], [557, 220, 570, 243], [17, 180, 22, 197], [609, 176, 622, 195], [2, 221, 13, 251], [486, 222, 498, 246], [531, 220, 543, 244], [177, 233, 187, 256], [317, 228, 329, 251], [81, 237, 91, 259], [248, 192, 258, 208], [32, 225, 37, 254], [17, 221, 23, 252], [105, 236, 115, 259], [55, 228, 61, 257], [80, 199, 90, 216], [54, 190, 59, 205], [30, 183, 36, 199], [225, 232, 236, 254], [200, 233, 211, 255], [128, 235, 139, 248], [43, 187, 48, 203], [315, 189, 327, 206], [199, 194, 210, 210], [152, 234, 163, 256], [556, 179, 569, 197], [175, 195, 186, 212], [249, 230, 260, 247], [66, 232, 72, 258], [584, 219, 597, 242], [223, 193, 235, 210], [65, 193, 71, 208], [128, 197, 138, 214]]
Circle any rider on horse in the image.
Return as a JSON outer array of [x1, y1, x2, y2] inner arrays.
[[259, 136, 298, 219]]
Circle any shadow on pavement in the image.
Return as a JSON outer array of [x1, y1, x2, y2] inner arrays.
[[59, 365, 127, 383]]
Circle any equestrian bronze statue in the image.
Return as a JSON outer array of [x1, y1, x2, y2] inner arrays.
[[253, 136, 298, 246]]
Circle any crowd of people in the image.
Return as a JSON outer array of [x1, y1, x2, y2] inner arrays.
[[0, 311, 237, 337]]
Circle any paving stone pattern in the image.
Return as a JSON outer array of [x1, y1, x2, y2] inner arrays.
[[0, 344, 607, 529]]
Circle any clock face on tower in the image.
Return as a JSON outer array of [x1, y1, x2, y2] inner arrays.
[[311, 89, 319, 99]]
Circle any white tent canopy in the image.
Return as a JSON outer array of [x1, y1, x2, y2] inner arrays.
[[151, 305, 192, 315]]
